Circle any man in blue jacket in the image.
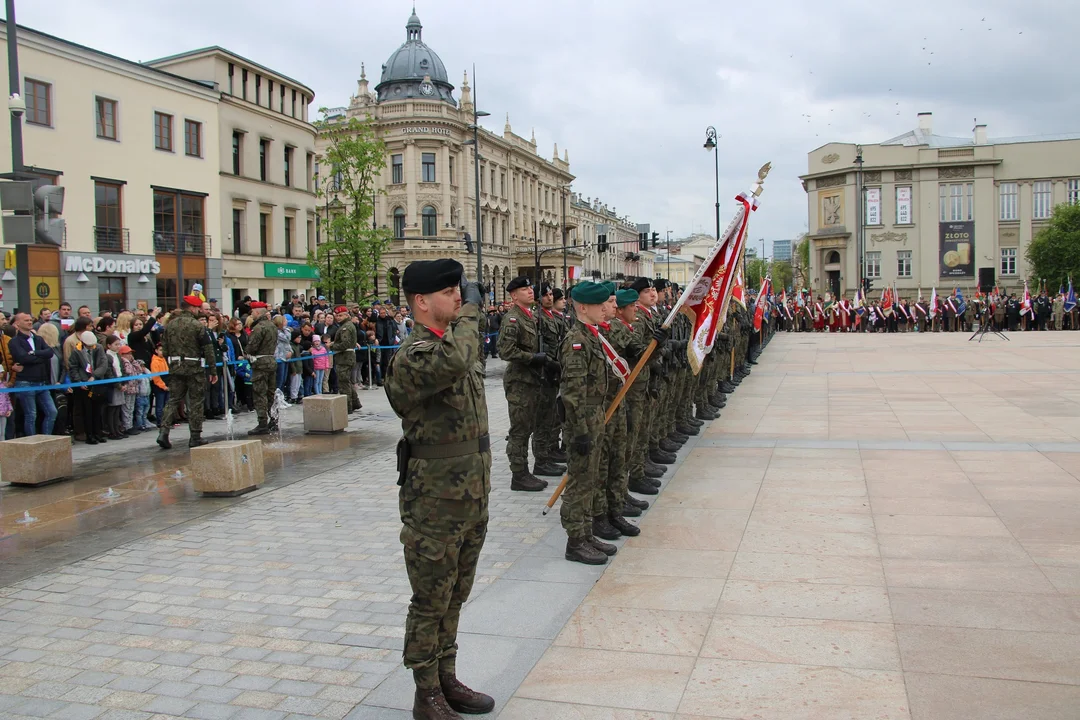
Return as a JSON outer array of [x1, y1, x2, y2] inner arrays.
[[9, 312, 57, 436]]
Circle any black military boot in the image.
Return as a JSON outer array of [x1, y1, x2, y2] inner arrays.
[[511, 471, 547, 492], [628, 477, 659, 495], [721, 381, 737, 393], [268, 417, 280, 432], [188, 431, 208, 448], [589, 536, 618, 556], [440, 673, 494, 715], [686, 417, 705, 427], [696, 408, 719, 421], [533, 460, 567, 477], [620, 501, 642, 517], [592, 514, 621, 540], [626, 495, 650, 510], [566, 536, 607, 565], [549, 448, 568, 463], [247, 422, 270, 436], [659, 438, 681, 453], [610, 514, 641, 537], [412, 686, 461, 720], [676, 424, 699, 436], [156, 427, 171, 450], [650, 449, 677, 465], [644, 463, 665, 480], [668, 431, 689, 444]]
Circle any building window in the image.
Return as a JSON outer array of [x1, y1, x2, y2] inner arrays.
[[284, 147, 293, 187], [313, 160, 320, 192], [1000, 247, 1017, 276], [391, 154, 403, 184], [284, 216, 293, 258], [865, 251, 881, 278], [280, 85, 286, 114], [939, 182, 973, 222], [421, 206, 437, 236], [306, 153, 314, 191], [25, 79, 50, 126], [393, 207, 406, 238], [448, 156, 455, 185], [480, 164, 486, 192], [999, 182, 1018, 221], [267, 79, 273, 108], [232, 132, 242, 175], [259, 139, 269, 181], [292, 89, 297, 118], [500, 173, 506, 197], [260, 212, 270, 255], [255, 75, 261, 105], [1033, 180, 1052, 219], [154, 112, 173, 151], [242, 68, 248, 100], [896, 186, 912, 224], [897, 250, 912, 278], [228, 63, 234, 95], [184, 120, 202, 157], [232, 209, 243, 254], [1069, 179, 1080, 206], [422, 153, 436, 182], [98, 277, 126, 317], [95, 97, 117, 140], [94, 181, 123, 252]]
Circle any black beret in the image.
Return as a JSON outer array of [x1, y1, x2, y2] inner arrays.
[[539, 282, 553, 296], [552, 288, 564, 302], [629, 277, 651, 292], [506, 276, 532, 293], [653, 278, 670, 290], [402, 259, 464, 295]]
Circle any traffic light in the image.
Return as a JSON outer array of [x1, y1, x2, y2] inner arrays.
[[651, 232, 659, 248], [597, 234, 607, 253], [463, 232, 474, 254], [863, 277, 874, 293], [638, 232, 647, 251], [0, 180, 66, 246]]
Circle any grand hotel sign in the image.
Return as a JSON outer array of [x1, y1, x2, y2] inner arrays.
[[400, 126, 453, 136]]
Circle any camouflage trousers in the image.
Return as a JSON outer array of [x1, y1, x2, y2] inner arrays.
[[561, 405, 604, 539], [162, 370, 206, 433], [652, 377, 674, 445], [594, 400, 628, 517], [400, 493, 488, 689], [678, 368, 696, 425], [334, 359, 360, 412], [532, 384, 561, 461], [251, 364, 276, 424], [504, 380, 540, 473], [625, 390, 650, 483]]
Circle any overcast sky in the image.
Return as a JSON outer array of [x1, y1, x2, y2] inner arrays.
[[16, 0, 1078, 256]]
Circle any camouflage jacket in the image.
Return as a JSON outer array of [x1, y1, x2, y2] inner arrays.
[[161, 309, 215, 377], [538, 307, 566, 362], [559, 322, 608, 438], [496, 303, 541, 385], [385, 302, 490, 501], [246, 315, 278, 370], [599, 320, 643, 401], [331, 320, 358, 364]]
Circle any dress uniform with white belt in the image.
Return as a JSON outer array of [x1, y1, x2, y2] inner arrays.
[[156, 295, 217, 449]]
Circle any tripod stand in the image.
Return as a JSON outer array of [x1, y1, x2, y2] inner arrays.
[[969, 313, 1009, 342]]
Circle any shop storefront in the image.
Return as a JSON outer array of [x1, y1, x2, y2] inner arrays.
[[221, 259, 319, 315], [60, 253, 160, 315]]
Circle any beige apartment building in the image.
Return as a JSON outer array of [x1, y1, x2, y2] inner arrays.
[[802, 112, 1080, 299], [147, 49, 319, 313], [568, 193, 654, 283], [0, 22, 222, 316], [321, 10, 649, 303]]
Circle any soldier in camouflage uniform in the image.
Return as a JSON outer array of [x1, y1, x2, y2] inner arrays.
[[245, 302, 278, 435], [559, 281, 615, 565], [532, 283, 568, 468], [497, 277, 558, 491], [626, 277, 669, 485], [157, 295, 217, 450], [331, 306, 361, 413], [384, 259, 495, 720], [594, 287, 649, 538]]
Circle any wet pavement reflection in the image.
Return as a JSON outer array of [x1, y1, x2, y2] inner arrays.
[[0, 408, 403, 586]]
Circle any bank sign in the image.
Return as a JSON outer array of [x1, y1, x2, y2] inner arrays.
[[65, 255, 160, 274], [264, 262, 319, 280]]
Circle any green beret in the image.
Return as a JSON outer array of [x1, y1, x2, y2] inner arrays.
[[616, 289, 638, 307], [602, 281, 617, 296], [570, 282, 611, 305]]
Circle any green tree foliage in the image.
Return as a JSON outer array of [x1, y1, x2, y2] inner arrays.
[[794, 233, 810, 290], [771, 260, 794, 293], [309, 113, 394, 304], [746, 257, 769, 289], [1026, 202, 1080, 289]]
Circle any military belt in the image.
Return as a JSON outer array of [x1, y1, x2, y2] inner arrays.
[[168, 356, 205, 367], [408, 434, 490, 460]]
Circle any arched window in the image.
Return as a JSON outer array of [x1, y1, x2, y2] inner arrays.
[[393, 207, 406, 238], [389, 267, 401, 306], [826, 250, 840, 264], [422, 206, 437, 237]]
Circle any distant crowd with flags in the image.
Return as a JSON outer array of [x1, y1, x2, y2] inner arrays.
[[760, 278, 1080, 333]]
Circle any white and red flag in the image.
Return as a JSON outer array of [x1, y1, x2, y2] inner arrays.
[[753, 275, 771, 331], [1021, 280, 1033, 317], [665, 164, 769, 375], [929, 287, 939, 315], [881, 286, 894, 317]]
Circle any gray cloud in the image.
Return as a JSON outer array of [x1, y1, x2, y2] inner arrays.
[[16, 0, 1078, 252]]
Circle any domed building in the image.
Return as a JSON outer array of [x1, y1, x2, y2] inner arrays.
[[317, 10, 653, 303]]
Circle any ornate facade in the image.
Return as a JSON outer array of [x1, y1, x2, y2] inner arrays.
[[318, 10, 649, 303]]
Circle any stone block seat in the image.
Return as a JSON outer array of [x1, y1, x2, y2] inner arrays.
[[303, 394, 348, 434], [0, 435, 72, 487], [190, 439, 264, 497]]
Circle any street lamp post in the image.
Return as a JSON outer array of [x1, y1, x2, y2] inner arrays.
[[855, 145, 864, 296], [703, 127, 721, 241], [666, 229, 672, 281], [466, 66, 490, 295]]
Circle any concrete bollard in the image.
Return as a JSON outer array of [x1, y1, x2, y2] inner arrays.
[[190, 439, 264, 497], [0, 435, 73, 487], [303, 394, 348, 434]]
